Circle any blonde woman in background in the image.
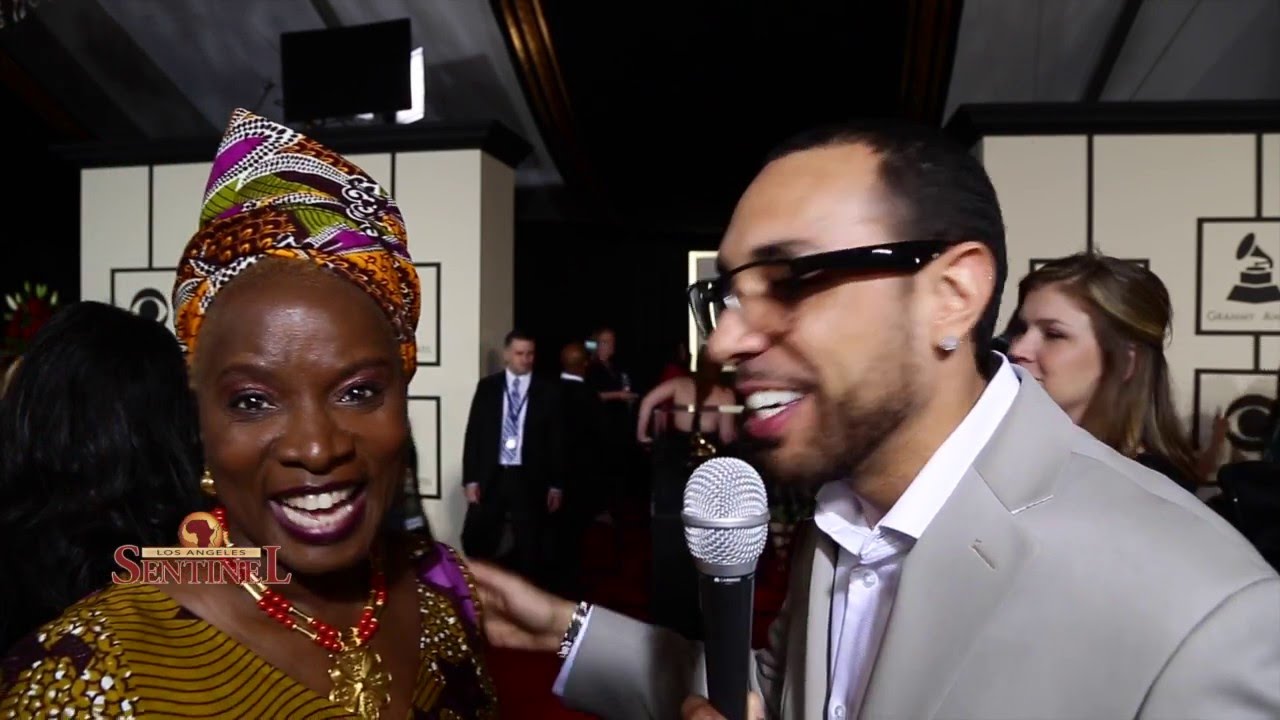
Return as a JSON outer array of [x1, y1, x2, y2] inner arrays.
[[1008, 253, 1202, 492]]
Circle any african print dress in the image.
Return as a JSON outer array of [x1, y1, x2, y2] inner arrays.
[[0, 542, 498, 718]]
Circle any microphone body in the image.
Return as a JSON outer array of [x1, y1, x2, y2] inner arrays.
[[682, 457, 770, 720], [699, 573, 755, 720]]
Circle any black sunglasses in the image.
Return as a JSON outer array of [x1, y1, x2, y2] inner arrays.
[[687, 238, 960, 337]]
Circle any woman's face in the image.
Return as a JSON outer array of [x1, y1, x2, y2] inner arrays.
[[1008, 284, 1104, 424], [596, 331, 616, 362], [192, 269, 407, 576]]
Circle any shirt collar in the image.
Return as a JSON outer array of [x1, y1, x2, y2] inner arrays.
[[560, 372, 584, 382], [505, 368, 529, 386], [815, 355, 1021, 555]]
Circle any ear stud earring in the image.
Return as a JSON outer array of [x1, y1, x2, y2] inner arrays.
[[939, 336, 960, 353]]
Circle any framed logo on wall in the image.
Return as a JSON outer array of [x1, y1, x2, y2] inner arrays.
[[111, 268, 178, 333], [1193, 370, 1278, 458], [1197, 219, 1280, 335]]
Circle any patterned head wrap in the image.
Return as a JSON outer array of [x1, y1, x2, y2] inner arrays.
[[174, 108, 420, 376]]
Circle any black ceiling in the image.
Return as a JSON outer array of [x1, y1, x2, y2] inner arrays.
[[500, 0, 960, 232], [2, 0, 1278, 242]]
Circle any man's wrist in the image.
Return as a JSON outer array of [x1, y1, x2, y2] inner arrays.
[[555, 601, 592, 659], [543, 598, 576, 651]]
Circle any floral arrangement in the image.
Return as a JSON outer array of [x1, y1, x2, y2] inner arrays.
[[3, 281, 59, 358]]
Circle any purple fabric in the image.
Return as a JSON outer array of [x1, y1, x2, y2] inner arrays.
[[325, 227, 381, 253], [213, 203, 246, 222], [418, 543, 479, 629], [206, 137, 262, 192]]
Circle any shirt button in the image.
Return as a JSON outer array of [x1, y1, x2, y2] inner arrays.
[[833, 704, 846, 719], [861, 570, 877, 588]]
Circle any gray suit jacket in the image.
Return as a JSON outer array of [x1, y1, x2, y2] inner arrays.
[[561, 373, 1280, 719]]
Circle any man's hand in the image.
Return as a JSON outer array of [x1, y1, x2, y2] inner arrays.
[[470, 559, 577, 653], [547, 488, 563, 513], [681, 692, 765, 720], [464, 483, 481, 504]]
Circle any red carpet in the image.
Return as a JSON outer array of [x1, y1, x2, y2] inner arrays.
[[486, 504, 792, 718]]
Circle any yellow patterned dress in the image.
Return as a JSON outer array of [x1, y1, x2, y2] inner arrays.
[[0, 542, 498, 718]]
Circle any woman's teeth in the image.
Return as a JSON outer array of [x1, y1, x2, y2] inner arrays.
[[745, 390, 805, 418], [278, 501, 357, 531], [278, 486, 358, 512]]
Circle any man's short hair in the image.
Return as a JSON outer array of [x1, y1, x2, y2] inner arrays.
[[504, 329, 534, 347], [765, 122, 1006, 365]]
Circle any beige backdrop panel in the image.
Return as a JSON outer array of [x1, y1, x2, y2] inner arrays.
[[81, 167, 149, 310], [980, 136, 1089, 334], [1262, 132, 1280, 373], [1264, 134, 1279, 217], [151, 163, 209, 274]]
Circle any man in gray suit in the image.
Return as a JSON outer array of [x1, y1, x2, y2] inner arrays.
[[471, 123, 1280, 720]]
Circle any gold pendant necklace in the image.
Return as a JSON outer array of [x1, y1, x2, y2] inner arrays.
[[329, 645, 393, 719], [212, 507, 393, 718]]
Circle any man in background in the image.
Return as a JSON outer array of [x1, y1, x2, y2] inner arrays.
[[461, 330, 564, 587], [553, 341, 605, 595]]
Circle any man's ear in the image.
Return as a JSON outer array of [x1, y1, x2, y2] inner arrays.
[[929, 241, 996, 348]]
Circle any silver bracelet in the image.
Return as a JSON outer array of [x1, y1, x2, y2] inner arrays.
[[557, 601, 592, 660]]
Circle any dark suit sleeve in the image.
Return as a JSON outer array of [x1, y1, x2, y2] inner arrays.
[[547, 383, 566, 491], [461, 378, 487, 487]]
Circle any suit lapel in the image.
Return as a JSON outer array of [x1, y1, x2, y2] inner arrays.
[[858, 469, 1033, 719], [490, 374, 506, 426], [858, 370, 1067, 719], [790, 531, 835, 720]]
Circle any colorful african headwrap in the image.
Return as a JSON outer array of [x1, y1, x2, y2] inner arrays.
[[173, 108, 420, 376]]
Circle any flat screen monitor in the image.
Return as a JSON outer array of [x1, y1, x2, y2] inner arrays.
[[281, 19, 412, 122]]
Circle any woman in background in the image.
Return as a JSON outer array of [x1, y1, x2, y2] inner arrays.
[[0, 302, 205, 650], [1008, 253, 1201, 492], [587, 327, 640, 502], [657, 341, 691, 384]]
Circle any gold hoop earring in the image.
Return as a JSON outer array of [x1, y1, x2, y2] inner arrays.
[[200, 469, 217, 497]]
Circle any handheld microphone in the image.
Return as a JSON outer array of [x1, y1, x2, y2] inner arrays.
[[682, 457, 770, 720]]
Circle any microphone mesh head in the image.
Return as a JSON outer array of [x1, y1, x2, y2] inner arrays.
[[683, 457, 769, 569]]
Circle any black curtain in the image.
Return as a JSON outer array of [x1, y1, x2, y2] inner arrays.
[[0, 84, 79, 308], [513, 219, 716, 394]]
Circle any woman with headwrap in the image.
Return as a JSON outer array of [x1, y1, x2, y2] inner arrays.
[[0, 110, 497, 718]]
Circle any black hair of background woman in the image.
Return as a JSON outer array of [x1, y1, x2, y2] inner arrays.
[[0, 302, 207, 651]]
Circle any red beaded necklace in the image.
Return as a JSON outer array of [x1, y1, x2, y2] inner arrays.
[[210, 506, 388, 653]]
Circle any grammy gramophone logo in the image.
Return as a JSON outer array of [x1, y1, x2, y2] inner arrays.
[[1226, 233, 1280, 304]]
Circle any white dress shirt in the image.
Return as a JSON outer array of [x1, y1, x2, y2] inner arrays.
[[815, 357, 1018, 720], [500, 369, 531, 466], [561, 371, 584, 382]]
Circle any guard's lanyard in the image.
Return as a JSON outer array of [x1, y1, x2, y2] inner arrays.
[[506, 379, 529, 422]]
